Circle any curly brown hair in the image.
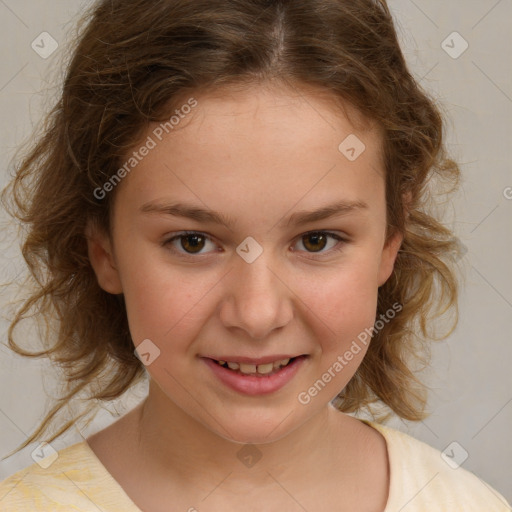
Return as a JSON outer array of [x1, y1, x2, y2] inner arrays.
[[1, 0, 461, 456]]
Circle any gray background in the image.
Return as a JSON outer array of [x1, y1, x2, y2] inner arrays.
[[0, 0, 511, 504]]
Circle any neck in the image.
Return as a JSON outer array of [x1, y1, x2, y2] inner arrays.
[[130, 379, 359, 493]]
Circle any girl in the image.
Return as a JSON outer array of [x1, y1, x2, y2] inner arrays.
[[0, 0, 510, 510]]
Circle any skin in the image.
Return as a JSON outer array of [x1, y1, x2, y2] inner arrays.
[[86, 82, 403, 512]]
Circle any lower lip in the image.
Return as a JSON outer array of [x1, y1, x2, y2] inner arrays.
[[203, 356, 306, 396]]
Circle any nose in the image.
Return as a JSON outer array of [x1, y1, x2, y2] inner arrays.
[[218, 255, 294, 340]]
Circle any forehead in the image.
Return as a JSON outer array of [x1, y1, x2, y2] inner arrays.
[[114, 83, 385, 219], [177, 82, 377, 146]]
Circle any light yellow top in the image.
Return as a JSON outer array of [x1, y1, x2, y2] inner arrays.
[[0, 420, 510, 511]]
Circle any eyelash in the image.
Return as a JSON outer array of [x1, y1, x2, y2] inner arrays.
[[161, 230, 348, 260]]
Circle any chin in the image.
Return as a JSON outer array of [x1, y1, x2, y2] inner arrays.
[[205, 410, 302, 446]]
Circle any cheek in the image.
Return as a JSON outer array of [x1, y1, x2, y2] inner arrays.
[[296, 259, 379, 343], [114, 242, 204, 347], [292, 263, 379, 404]]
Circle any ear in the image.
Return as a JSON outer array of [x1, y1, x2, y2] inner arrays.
[[377, 229, 403, 287], [377, 191, 411, 287], [85, 219, 123, 294]]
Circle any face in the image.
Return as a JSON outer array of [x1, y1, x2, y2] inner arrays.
[[87, 83, 402, 444]]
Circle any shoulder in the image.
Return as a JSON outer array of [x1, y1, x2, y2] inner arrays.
[[363, 420, 511, 512], [0, 442, 99, 511], [0, 441, 140, 511]]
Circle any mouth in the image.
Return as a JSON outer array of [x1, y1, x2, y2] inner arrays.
[[202, 355, 308, 395], [210, 356, 303, 377]]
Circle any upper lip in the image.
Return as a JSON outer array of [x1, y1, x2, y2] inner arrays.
[[202, 354, 305, 365]]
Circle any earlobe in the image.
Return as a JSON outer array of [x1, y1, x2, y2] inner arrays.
[[85, 220, 123, 294], [377, 230, 403, 287]]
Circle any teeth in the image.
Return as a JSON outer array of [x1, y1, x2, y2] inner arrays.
[[272, 358, 290, 369], [217, 357, 294, 375], [256, 363, 274, 374], [239, 363, 257, 374]]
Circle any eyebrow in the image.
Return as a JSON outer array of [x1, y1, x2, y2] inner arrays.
[[139, 199, 368, 229]]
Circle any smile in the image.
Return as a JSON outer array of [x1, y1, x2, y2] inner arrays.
[[202, 355, 308, 395], [214, 357, 293, 376]]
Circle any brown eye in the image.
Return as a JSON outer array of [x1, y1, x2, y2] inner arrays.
[[302, 233, 328, 252], [180, 234, 206, 253], [163, 231, 217, 256], [293, 231, 346, 256]]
